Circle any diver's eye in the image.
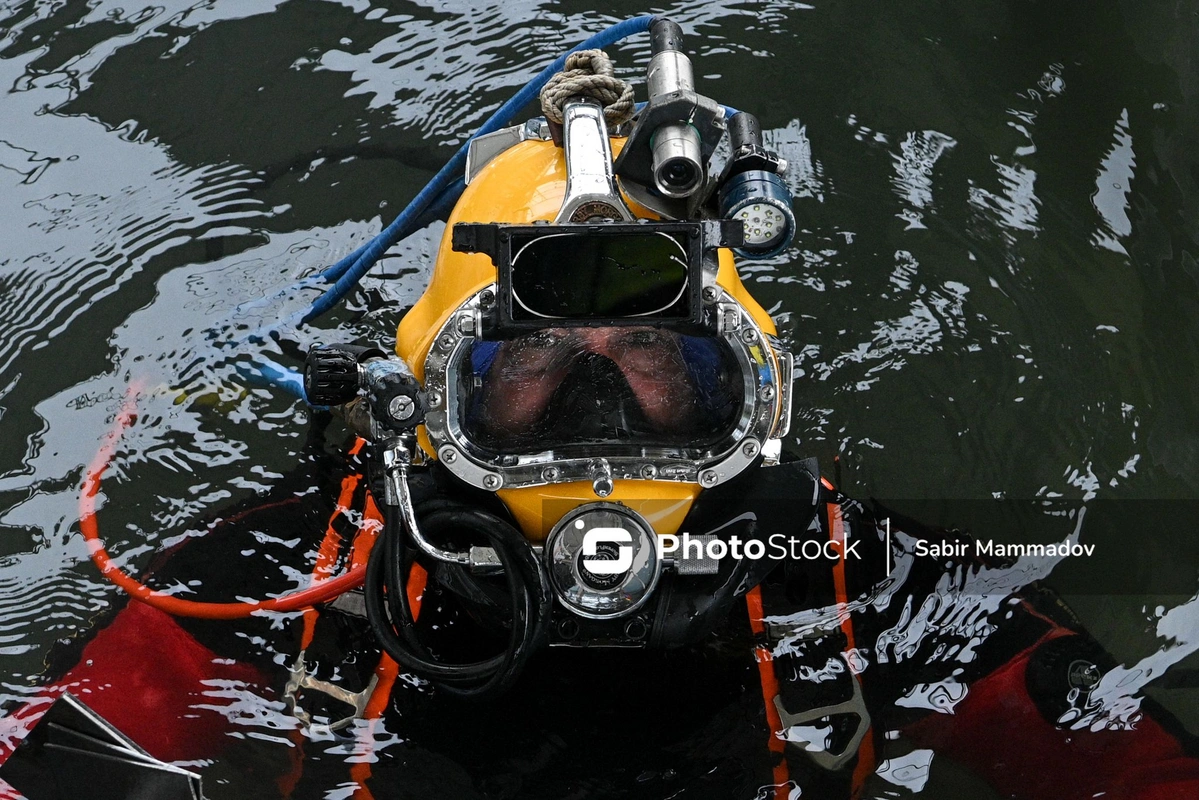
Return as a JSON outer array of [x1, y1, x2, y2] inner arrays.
[[525, 329, 568, 349], [501, 329, 572, 372]]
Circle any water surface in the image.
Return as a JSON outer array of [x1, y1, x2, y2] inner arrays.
[[1, 1, 1198, 797]]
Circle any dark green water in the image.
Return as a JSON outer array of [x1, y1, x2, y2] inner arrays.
[[1, 1, 1198, 797]]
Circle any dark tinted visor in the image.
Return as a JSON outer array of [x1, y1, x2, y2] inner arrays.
[[508, 231, 691, 322]]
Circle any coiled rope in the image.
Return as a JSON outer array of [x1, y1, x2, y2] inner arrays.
[[538, 49, 635, 126]]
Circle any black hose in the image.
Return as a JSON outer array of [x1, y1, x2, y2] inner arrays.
[[364, 502, 549, 699]]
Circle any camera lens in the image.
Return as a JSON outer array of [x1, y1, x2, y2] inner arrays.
[[662, 159, 699, 190], [651, 123, 704, 198]]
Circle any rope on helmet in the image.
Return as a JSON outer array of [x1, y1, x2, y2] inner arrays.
[[539, 49, 636, 127]]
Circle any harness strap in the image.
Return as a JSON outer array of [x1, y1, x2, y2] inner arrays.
[[746, 585, 792, 799], [289, 441, 428, 796], [301, 439, 369, 650], [747, 485, 876, 798], [344, 503, 426, 799], [824, 500, 876, 796]]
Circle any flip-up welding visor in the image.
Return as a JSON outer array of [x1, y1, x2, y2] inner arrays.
[[506, 230, 693, 323]]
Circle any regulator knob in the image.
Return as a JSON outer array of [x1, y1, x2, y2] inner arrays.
[[304, 345, 361, 406], [366, 366, 426, 433]]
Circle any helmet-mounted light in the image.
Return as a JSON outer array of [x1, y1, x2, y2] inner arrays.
[[717, 112, 797, 259]]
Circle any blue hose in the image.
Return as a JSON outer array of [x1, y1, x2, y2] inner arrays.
[[237, 356, 310, 403], [303, 14, 655, 322]]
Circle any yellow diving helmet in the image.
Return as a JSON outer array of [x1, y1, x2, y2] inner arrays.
[[396, 71, 793, 551]]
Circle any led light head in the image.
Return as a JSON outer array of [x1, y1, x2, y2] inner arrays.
[[718, 111, 796, 259], [720, 172, 797, 258]]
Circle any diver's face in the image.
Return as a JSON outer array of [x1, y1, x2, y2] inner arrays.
[[477, 326, 701, 439]]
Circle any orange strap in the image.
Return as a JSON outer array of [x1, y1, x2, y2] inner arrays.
[[346, 557, 427, 800], [744, 495, 878, 799], [303, 470, 429, 800], [825, 500, 876, 797], [348, 484, 427, 798], [746, 585, 792, 799], [301, 439, 369, 649]]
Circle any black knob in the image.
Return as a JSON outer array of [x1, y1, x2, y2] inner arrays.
[[304, 345, 360, 406], [367, 368, 426, 433], [728, 112, 764, 151], [650, 17, 685, 55]]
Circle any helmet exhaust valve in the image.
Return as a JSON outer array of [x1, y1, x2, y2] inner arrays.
[[545, 504, 662, 619]]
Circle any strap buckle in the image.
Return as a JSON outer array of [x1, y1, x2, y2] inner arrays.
[[283, 651, 378, 731], [773, 674, 871, 771]]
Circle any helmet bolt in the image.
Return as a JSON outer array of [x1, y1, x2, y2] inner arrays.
[[388, 395, 415, 422], [542, 466, 561, 482], [483, 474, 501, 490], [640, 464, 658, 479], [742, 440, 760, 457], [759, 385, 776, 402], [440, 447, 458, 463], [455, 313, 477, 336], [699, 470, 719, 487], [702, 285, 719, 303], [741, 327, 759, 344]]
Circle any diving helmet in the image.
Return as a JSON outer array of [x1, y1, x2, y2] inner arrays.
[[396, 45, 794, 544]]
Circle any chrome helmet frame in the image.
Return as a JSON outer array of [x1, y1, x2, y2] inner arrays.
[[421, 282, 792, 494]]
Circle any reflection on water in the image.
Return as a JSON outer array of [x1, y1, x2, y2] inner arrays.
[[1, 0, 1198, 797]]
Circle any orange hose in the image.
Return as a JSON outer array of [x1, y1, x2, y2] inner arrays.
[[79, 387, 366, 619]]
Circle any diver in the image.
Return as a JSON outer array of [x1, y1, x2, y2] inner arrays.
[[4, 16, 1199, 800]]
